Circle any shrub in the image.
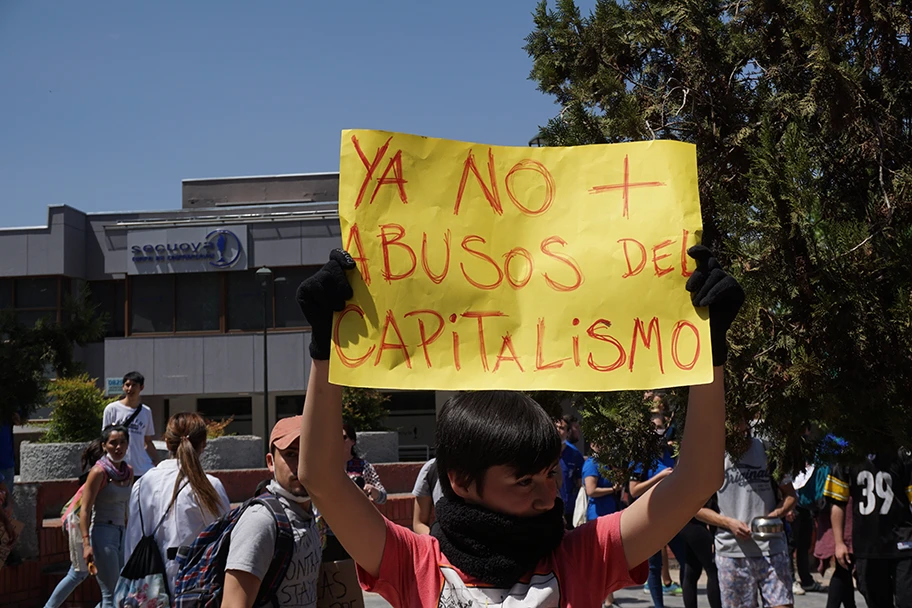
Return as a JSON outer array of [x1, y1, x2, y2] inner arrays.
[[42, 375, 107, 443], [342, 387, 390, 431], [206, 416, 235, 439]]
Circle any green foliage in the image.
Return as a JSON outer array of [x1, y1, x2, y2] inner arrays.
[[206, 416, 235, 439], [42, 374, 107, 443], [0, 284, 106, 424], [526, 0, 912, 472], [342, 387, 391, 431]]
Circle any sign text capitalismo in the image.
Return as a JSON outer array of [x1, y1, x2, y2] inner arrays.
[[332, 130, 710, 391]]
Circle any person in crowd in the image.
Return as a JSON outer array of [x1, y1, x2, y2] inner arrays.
[[582, 445, 619, 521], [295, 246, 744, 606], [43, 442, 111, 607], [222, 415, 322, 607], [412, 457, 442, 535], [814, 493, 855, 608], [630, 399, 685, 603], [0, 471, 18, 566], [321, 422, 388, 560], [583, 446, 620, 607], [557, 416, 584, 529], [124, 412, 230, 593], [790, 432, 826, 596], [825, 448, 912, 608], [680, 497, 722, 608], [696, 420, 797, 608], [0, 411, 22, 566], [0, 413, 19, 508], [78, 424, 134, 608], [569, 417, 583, 447], [102, 371, 158, 478]]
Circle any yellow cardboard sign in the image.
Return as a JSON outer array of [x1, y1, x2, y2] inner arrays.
[[331, 130, 710, 391]]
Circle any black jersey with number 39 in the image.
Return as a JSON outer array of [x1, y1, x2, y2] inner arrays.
[[824, 449, 912, 558]]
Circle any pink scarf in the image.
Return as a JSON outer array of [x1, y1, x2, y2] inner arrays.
[[95, 454, 132, 484]]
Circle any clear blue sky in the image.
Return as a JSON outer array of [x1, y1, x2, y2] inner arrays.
[[0, 1, 591, 228]]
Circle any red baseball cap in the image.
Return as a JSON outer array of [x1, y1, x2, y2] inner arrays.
[[270, 415, 302, 451]]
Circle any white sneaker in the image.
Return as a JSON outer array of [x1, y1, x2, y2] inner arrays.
[[792, 581, 806, 596]]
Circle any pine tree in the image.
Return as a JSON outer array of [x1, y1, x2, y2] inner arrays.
[[525, 0, 912, 472]]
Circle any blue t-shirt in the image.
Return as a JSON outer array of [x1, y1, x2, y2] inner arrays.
[[583, 457, 617, 520], [560, 442, 585, 514], [0, 424, 14, 470]]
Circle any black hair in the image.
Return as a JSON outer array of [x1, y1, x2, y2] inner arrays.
[[122, 371, 144, 386], [436, 391, 562, 499], [343, 422, 359, 458], [561, 414, 577, 425]]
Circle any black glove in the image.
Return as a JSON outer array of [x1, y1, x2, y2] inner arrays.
[[685, 245, 745, 366], [296, 249, 356, 360]]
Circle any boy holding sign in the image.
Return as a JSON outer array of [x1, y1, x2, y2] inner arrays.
[[297, 244, 743, 607]]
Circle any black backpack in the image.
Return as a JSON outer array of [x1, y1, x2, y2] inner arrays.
[[113, 480, 188, 606]]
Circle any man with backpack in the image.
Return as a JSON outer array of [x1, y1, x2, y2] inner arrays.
[[219, 415, 321, 607], [171, 415, 321, 608]]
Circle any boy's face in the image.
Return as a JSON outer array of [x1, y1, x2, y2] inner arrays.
[[122, 379, 143, 397], [267, 440, 308, 497], [450, 461, 561, 518]]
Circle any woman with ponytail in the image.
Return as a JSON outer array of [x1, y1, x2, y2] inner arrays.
[[124, 412, 229, 593]]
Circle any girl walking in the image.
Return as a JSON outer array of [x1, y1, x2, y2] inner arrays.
[[78, 424, 134, 608]]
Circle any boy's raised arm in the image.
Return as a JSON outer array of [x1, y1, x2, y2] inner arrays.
[[296, 250, 387, 578], [620, 246, 744, 569]]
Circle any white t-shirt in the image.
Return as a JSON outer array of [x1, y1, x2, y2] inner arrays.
[[102, 401, 156, 476], [124, 459, 230, 593], [226, 484, 322, 607]]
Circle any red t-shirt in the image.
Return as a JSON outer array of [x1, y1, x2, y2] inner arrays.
[[358, 512, 647, 607]]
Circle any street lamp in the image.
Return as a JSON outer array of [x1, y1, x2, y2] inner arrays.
[[256, 266, 273, 447]]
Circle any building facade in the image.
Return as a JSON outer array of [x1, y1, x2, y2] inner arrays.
[[1, 173, 440, 457]]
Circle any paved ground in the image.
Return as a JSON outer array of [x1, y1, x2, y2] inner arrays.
[[362, 570, 865, 607]]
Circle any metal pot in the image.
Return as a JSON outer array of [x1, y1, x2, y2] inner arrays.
[[750, 516, 784, 539]]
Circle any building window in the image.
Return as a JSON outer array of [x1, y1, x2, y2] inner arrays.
[[0, 280, 12, 309], [275, 395, 304, 420], [176, 274, 220, 332], [0, 277, 64, 328], [197, 397, 253, 436], [226, 270, 269, 331], [15, 277, 58, 308], [88, 280, 126, 338], [274, 267, 319, 328], [122, 266, 320, 336], [131, 275, 175, 333]]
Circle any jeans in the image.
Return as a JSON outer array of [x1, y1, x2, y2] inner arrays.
[[43, 564, 89, 608], [92, 523, 124, 608], [648, 533, 687, 608]]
